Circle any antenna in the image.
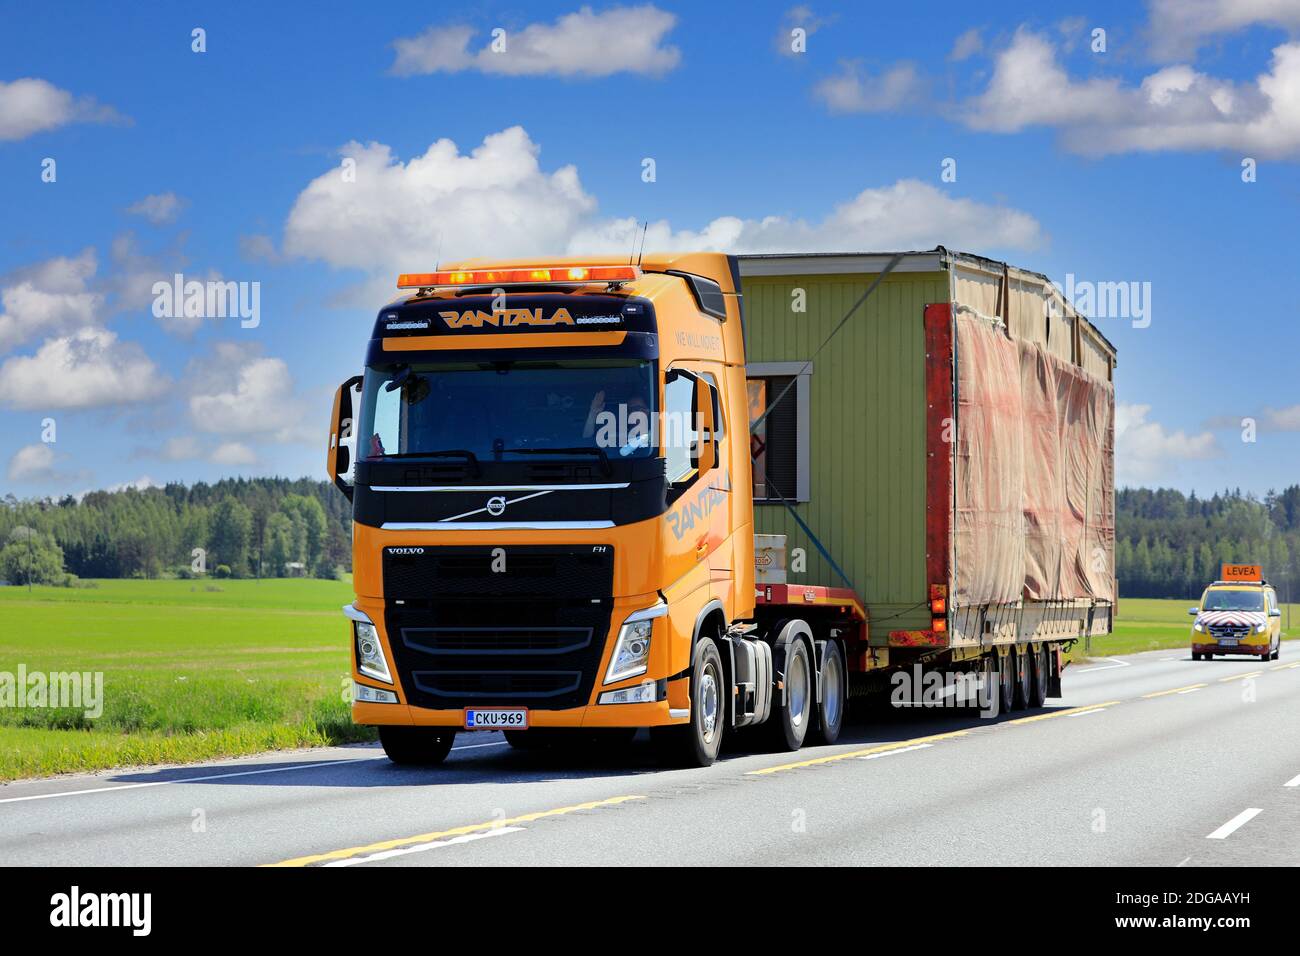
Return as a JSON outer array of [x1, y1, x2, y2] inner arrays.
[[627, 221, 641, 266], [636, 221, 649, 267], [433, 231, 444, 272]]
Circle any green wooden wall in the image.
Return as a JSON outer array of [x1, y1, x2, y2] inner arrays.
[[742, 271, 949, 637]]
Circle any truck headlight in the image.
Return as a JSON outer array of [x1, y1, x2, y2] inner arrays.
[[604, 600, 667, 685], [347, 614, 393, 684]]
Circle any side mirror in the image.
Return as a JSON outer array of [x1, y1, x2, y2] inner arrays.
[[693, 375, 717, 474], [1188, 607, 1199, 615], [1269, 608, 1282, 617], [328, 375, 363, 500]]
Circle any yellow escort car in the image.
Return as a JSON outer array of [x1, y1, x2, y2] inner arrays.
[[1189, 565, 1282, 661]]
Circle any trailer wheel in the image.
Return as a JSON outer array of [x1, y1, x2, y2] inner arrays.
[[997, 650, 1015, 714], [1012, 647, 1032, 710], [652, 639, 724, 767], [378, 726, 455, 766], [979, 654, 1000, 718], [810, 640, 846, 745], [768, 638, 813, 751], [1029, 643, 1049, 708]]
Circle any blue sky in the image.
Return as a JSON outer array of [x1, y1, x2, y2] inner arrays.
[[2, 0, 1299, 498]]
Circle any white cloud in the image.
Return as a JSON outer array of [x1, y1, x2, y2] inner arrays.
[[0, 77, 125, 141], [1147, 0, 1300, 60], [814, 61, 925, 113], [280, 127, 1044, 294], [139, 434, 260, 467], [283, 126, 596, 274], [186, 342, 311, 444], [964, 28, 1300, 158], [1116, 402, 1220, 482], [126, 192, 187, 225], [0, 327, 167, 411], [1264, 405, 1300, 430], [0, 249, 104, 352], [210, 442, 259, 466], [390, 5, 680, 77], [949, 27, 983, 62], [5, 443, 84, 484], [568, 179, 1044, 254]]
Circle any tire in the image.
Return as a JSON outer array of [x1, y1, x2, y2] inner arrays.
[[378, 726, 455, 765], [768, 638, 813, 751], [997, 650, 1015, 714], [1192, 652, 1202, 661], [1029, 643, 1049, 708], [652, 639, 725, 767], [809, 640, 846, 745], [978, 654, 1001, 718], [1012, 647, 1032, 710]]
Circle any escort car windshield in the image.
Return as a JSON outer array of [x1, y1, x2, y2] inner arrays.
[[1202, 590, 1265, 612], [358, 360, 657, 462]]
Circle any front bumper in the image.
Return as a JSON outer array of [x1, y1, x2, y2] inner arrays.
[[1192, 641, 1270, 655], [352, 697, 688, 729]]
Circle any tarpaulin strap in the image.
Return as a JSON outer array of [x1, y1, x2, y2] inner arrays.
[[764, 473, 855, 591], [749, 253, 904, 436]]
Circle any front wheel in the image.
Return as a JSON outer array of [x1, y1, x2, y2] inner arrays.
[[652, 639, 724, 767], [378, 726, 456, 765]]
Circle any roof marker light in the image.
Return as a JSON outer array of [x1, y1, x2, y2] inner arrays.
[[397, 265, 639, 289]]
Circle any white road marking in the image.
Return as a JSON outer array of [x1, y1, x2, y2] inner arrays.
[[322, 825, 524, 866], [1206, 808, 1263, 840], [1076, 657, 1131, 673], [1284, 773, 1300, 788], [0, 736, 508, 805], [855, 743, 933, 760], [1065, 707, 1108, 718]]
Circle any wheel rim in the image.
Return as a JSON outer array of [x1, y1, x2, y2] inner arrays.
[[788, 650, 809, 727], [700, 664, 719, 743], [822, 651, 842, 728]]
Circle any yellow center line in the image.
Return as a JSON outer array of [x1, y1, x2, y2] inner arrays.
[[1271, 661, 1300, 671], [262, 794, 646, 867], [1006, 701, 1121, 725], [1142, 684, 1207, 699], [746, 730, 969, 775], [1218, 671, 1263, 683]]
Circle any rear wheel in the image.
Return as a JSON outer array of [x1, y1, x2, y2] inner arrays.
[[652, 639, 724, 767], [768, 638, 813, 751], [378, 726, 455, 765], [998, 650, 1015, 714], [1012, 647, 1032, 710], [810, 639, 845, 745], [978, 654, 1000, 717], [1029, 643, 1049, 708]]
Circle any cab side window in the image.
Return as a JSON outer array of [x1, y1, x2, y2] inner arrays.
[[663, 373, 696, 484]]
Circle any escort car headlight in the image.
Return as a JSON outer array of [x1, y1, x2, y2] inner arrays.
[[1193, 622, 1204, 633], [604, 601, 668, 685], [1255, 622, 1268, 634]]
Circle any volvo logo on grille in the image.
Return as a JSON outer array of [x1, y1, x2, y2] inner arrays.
[[486, 496, 507, 517]]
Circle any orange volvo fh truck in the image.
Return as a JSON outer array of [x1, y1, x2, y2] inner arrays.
[[328, 250, 1116, 767]]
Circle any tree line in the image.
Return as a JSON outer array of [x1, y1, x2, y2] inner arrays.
[[0, 478, 351, 583], [1116, 486, 1300, 601]]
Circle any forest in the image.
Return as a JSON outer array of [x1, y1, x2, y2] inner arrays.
[[2, 479, 1299, 600]]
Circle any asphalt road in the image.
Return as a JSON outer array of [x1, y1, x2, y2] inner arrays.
[[3, 644, 1298, 867]]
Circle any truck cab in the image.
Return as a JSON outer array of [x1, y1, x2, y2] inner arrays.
[[1190, 566, 1282, 661], [327, 254, 845, 766]]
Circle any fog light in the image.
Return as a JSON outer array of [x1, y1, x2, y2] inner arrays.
[[353, 681, 397, 704], [599, 682, 658, 705]]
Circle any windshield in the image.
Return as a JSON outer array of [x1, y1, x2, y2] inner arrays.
[[1202, 589, 1264, 612], [358, 360, 657, 461]]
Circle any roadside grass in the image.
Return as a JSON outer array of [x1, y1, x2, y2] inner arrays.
[[1064, 597, 1297, 662], [0, 579, 373, 782]]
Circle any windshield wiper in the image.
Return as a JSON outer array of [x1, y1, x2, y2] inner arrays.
[[379, 449, 480, 475], [504, 446, 612, 476]]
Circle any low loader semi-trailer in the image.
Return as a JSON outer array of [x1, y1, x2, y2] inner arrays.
[[327, 249, 1117, 767]]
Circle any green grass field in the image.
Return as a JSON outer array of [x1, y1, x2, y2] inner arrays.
[[0, 579, 372, 781], [0, 582, 1294, 781]]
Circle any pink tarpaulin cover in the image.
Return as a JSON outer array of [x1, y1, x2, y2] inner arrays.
[[953, 315, 1115, 606]]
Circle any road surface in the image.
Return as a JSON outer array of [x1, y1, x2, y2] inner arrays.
[[2, 645, 1297, 866]]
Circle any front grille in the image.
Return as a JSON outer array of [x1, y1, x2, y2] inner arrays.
[[383, 545, 614, 710], [1208, 624, 1251, 640]]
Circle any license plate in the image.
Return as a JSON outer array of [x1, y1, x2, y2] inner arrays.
[[464, 708, 528, 730], [1217, 639, 1238, 647]]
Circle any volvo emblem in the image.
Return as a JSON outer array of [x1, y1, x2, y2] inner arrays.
[[486, 496, 507, 517]]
